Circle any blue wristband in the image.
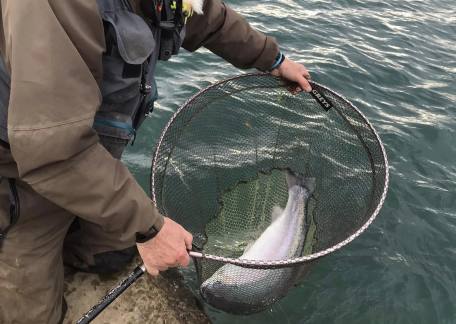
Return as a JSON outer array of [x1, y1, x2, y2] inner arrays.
[[269, 51, 285, 71]]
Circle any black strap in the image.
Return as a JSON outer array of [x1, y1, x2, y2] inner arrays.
[[135, 225, 160, 243], [141, 0, 162, 27], [132, 59, 153, 133], [8, 178, 20, 228], [174, 0, 184, 27], [0, 139, 9, 149], [0, 178, 20, 246]]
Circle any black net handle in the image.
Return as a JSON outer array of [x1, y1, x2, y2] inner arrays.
[[76, 265, 145, 324]]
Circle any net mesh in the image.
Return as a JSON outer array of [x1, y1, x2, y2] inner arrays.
[[151, 74, 388, 314]]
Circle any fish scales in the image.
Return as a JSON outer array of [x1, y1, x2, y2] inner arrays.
[[200, 171, 315, 314]]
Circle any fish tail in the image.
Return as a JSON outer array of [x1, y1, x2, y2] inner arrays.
[[286, 171, 316, 194]]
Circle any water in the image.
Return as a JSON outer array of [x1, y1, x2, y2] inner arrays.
[[125, 0, 456, 323]]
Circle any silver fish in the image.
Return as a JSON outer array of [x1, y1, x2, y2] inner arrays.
[[200, 171, 315, 314]]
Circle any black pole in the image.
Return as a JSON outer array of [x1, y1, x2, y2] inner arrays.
[[76, 264, 146, 324]]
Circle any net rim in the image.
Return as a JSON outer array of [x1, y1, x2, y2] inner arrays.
[[150, 73, 389, 268]]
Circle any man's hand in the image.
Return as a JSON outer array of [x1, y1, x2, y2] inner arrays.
[[271, 57, 312, 93], [137, 217, 193, 276]]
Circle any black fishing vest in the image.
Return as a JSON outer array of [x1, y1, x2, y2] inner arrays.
[[0, 0, 186, 159]]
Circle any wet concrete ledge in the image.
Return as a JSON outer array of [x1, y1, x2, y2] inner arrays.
[[63, 258, 210, 324]]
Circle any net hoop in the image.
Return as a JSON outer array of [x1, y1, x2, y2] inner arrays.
[[151, 73, 389, 269]]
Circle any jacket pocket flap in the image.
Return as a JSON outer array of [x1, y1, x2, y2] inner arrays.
[[103, 11, 155, 64]]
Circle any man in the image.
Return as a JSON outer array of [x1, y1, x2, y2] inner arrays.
[[0, 0, 311, 323]]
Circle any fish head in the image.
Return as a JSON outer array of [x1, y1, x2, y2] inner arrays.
[[200, 278, 229, 299], [200, 266, 237, 298], [199, 265, 279, 314], [200, 271, 242, 313], [286, 172, 316, 196], [201, 278, 261, 314]]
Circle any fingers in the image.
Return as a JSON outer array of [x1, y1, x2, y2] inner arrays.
[[301, 66, 311, 80], [297, 65, 312, 91], [177, 249, 191, 267], [144, 264, 159, 276], [143, 261, 170, 275], [142, 256, 168, 275], [296, 74, 312, 93], [156, 265, 168, 272], [184, 231, 193, 250], [137, 218, 193, 278], [273, 58, 312, 93]]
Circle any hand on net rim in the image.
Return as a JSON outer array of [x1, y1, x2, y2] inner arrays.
[[136, 217, 193, 276], [270, 57, 312, 94]]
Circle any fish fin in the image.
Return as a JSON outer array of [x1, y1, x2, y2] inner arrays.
[[286, 171, 316, 194], [271, 205, 284, 222]]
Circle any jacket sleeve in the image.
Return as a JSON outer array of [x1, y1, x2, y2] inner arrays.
[[1, 0, 163, 242], [182, 0, 279, 71]]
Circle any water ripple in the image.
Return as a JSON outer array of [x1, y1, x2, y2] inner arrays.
[[125, 0, 456, 322]]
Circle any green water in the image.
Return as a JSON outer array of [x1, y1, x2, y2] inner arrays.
[[124, 0, 456, 322]]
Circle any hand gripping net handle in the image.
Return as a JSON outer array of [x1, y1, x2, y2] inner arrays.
[[152, 73, 389, 269]]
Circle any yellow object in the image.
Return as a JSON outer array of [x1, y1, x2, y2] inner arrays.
[[170, 0, 195, 23], [183, 1, 194, 17], [183, 0, 204, 18]]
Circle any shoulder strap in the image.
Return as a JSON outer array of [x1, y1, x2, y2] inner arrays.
[[0, 57, 10, 144]]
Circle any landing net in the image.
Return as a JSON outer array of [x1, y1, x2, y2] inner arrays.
[[151, 73, 388, 314]]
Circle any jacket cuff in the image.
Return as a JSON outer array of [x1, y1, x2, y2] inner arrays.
[[135, 205, 165, 243], [253, 36, 280, 72], [136, 225, 159, 243], [151, 207, 165, 231]]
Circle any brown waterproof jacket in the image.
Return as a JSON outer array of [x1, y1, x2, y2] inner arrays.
[[0, 0, 279, 238]]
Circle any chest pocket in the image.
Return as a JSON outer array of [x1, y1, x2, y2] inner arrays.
[[95, 0, 158, 159]]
